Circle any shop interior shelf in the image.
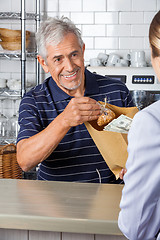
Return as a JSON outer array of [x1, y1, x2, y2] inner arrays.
[[0, 89, 21, 98], [0, 12, 36, 20], [0, 52, 37, 60]]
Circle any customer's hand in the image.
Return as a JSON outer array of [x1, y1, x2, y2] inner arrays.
[[61, 97, 102, 127], [119, 168, 127, 180]]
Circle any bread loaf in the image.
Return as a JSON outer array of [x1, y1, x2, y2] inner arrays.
[[97, 106, 115, 127]]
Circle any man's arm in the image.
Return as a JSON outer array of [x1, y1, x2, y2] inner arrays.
[[17, 97, 101, 172]]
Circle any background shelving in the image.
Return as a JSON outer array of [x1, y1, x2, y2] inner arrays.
[[0, 12, 36, 20], [0, 0, 41, 145]]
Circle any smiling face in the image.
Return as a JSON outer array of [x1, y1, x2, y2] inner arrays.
[[38, 33, 85, 96]]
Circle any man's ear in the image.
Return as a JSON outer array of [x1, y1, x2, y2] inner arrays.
[[37, 55, 49, 73], [82, 43, 85, 55]]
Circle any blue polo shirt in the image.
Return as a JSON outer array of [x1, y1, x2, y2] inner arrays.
[[17, 68, 134, 183]]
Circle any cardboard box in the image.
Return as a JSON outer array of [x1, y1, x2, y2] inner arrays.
[[85, 103, 139, 178]]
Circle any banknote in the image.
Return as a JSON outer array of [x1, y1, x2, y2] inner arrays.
[[111, 114, 132, 130], [103, 114, 132, 134], [104, 124, 128, 134]]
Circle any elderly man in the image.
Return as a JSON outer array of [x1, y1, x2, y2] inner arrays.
[[17, 16, 133, 183]]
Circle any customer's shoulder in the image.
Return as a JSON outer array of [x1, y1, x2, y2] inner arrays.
[[134, 100, 160, 124], [143, 100, 160, 120]]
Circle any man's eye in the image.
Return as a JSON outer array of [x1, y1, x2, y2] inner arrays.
[[55, 58, 61, 62], [72, 53, 78, 57]]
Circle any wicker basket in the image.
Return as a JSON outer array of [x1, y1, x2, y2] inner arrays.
[[0, 144, 22, 179]]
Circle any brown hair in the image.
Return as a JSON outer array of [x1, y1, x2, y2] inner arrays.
[[149, 11, 160, 58]]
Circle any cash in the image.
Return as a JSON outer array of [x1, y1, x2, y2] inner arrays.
[[103, 114, 132, 134]]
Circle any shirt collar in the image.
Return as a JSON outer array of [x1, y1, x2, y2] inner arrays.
[[48, 76, 70, 102], [48, 68, 99, 102], [84, 68, 99, 96]]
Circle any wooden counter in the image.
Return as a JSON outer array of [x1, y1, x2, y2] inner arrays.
[[0, 179, 126, 240]]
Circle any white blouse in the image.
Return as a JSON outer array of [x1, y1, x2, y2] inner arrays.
[[118, 100, 160, 240]]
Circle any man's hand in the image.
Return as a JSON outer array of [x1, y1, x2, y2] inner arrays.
[[119, 168, 127, 180], [61, 97, 102, 127]]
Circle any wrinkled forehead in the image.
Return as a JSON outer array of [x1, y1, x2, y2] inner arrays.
[[45, 33, 84, 60]]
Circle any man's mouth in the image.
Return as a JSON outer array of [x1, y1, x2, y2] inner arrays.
[[63, 70, 78, 79], [60, 68, 82, 90]]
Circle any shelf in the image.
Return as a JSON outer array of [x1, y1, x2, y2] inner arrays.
[[0, 87, 32, 98], [0, 0, 41, 94], [0, 138, 16, 145], [0, 12, 37, 20], [0, 52, 37, 59], [0, 51, 37, 59], [0, 52, 37, 60], [0, 89, 21, 98]]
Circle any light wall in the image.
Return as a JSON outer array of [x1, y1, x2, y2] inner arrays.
[[46, 0, 159, 64], [0, 0, 160, 83]]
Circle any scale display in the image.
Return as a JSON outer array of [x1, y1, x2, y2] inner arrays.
[[132, 75, 154, 84]]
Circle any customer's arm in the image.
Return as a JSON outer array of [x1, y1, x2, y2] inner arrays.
[[17, 96, 101, 172], [118, 111, 160, 240]]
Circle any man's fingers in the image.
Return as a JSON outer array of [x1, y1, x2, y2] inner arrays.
[[119, 168, 127, 180], [79, 109, 102, 117]]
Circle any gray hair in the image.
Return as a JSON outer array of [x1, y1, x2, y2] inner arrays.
[[35, 16, 84, 60]]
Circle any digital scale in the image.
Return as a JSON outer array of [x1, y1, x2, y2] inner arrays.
[[87, 66, 160, 92]]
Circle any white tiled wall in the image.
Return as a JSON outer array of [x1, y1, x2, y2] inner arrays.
[[0, 0, 160, 76], [0, 0, 160, 111], [45, 0, 159, 64]]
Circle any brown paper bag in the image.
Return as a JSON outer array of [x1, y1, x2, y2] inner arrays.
[[85, 102, 139, 178]]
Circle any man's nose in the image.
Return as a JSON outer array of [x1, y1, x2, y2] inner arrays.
[[65, 58, 74, 71]]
